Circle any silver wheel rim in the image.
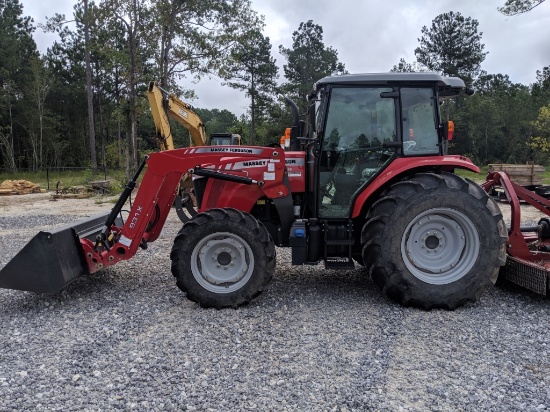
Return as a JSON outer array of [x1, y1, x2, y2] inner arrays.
[[191, 232, 254, 294], [401, 207, 480, 285]]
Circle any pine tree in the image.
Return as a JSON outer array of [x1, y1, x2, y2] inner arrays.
[[279, 20, 346, 112], [415, 11, 487, 84], [224, 29, 278, 145]]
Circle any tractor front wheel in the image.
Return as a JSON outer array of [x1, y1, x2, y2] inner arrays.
[[361, 172, 507, 310], [170, 208, 276, 308]]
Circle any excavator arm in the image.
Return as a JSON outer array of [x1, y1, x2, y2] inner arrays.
[[147, 81, 208, 149]]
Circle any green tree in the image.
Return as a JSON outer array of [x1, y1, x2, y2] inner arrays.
[[279, 20, 346, 112], [0, 0, 38, 171], [499, 0, 546, 15], [390, 58, 427, 72], [194, 108, 238, 137], [43, 1, 103, 169], [528, 104, 550, 162], [146, 0, 262, 90], [224, 28, 278, 144], [415, 11, 487, 83], [473, 71, 513, 95], [44, 9, 92, 168], [83, 0, 97, 169], [531, 65, 550, 106], [98, 0, 154, 173], [25, 56, 54, 170]]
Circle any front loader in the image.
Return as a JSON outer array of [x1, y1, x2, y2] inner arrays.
[[1, 73, 548, 309]]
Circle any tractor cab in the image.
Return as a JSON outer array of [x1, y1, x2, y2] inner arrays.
[[306, 73, 465, 220], [298, 73, 470, 267]]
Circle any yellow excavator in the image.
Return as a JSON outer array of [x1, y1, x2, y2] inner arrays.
[[146, 81, 241, 213], [146, 81, 241, 150]]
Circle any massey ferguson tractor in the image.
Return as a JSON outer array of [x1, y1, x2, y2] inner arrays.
[[1, 73, 549, 310]]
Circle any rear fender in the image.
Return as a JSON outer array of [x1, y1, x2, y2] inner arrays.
[[351, 155, 479, 218]]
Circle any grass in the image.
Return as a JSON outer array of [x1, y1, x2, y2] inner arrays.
[[3, 163, 550, 199], [0, 168, 129, 194], [456, 164, 550, 186], [455, 166, 488, 184]]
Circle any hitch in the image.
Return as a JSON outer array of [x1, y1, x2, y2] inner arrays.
[[483, 171, 550, 295]]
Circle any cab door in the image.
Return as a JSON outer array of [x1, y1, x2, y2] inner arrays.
[[317, 86, 398, 218]]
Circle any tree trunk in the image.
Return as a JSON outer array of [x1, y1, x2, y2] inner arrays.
[[250, 93, 256, 145], [0, 128, 16, 172], [84, 0, 97, 169], [8, 103, 16, 172], [159, 1, 183, 88], [250, 73, 256, 145], [98, 93, 106, 168], [128, 18, 138, 171]]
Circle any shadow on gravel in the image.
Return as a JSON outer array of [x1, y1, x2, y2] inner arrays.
[[2, 262, 547, 316], [495, 277, 549, 302], [264, 265, 394, 309]]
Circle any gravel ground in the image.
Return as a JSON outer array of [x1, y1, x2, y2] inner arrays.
[[0, 195, 549, 411]]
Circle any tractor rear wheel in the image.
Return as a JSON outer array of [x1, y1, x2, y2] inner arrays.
[[361, 172, 507, 310], [170, 208, 276, 309]]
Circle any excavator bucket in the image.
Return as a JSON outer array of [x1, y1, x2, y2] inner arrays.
[[0, 212, 120, 294]]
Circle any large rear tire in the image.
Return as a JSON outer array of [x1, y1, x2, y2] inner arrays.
[[361, 172, 507, 310], [170, 208, 276, 309]]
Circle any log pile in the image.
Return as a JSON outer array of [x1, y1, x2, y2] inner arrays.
[[488, 164, 545, 186], [0, 180, 44, 195]]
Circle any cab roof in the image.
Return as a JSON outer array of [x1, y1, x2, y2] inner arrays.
[[315, 72, 465, 91]]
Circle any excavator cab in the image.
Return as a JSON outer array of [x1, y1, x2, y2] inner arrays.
[[208, 133, 241, 146]]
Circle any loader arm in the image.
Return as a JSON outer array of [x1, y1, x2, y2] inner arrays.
[[147, 81, 208, 150], [81, 147, 289, 274], [0, 146, 290, 293]]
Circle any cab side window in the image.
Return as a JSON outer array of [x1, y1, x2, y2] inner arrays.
[[401, 88, 439, 155]]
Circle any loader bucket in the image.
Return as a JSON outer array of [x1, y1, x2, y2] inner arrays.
[[0, 212, 120, 294]]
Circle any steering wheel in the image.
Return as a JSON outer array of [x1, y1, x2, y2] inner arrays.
[[403, 141, 417, 151]]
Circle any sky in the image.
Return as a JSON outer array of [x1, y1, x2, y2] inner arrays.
[[22, 0, 550, 117]]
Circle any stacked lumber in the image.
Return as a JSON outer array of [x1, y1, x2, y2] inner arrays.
[[488, 164, 545, 186], [0, 180, 44, 195]]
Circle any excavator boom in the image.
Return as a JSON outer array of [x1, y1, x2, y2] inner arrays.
[[147, 82, 208, 149]]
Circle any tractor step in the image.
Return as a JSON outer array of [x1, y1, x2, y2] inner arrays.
[[323, 220, 355, 270], [324, 239, 355, 246], [324, 256, 355, 269], [0, 212, 121, 294]]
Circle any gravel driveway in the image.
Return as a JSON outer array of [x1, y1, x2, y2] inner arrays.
[[0, 195, 548, 411]]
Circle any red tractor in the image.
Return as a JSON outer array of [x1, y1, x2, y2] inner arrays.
[[2, 73, 548, 309]]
